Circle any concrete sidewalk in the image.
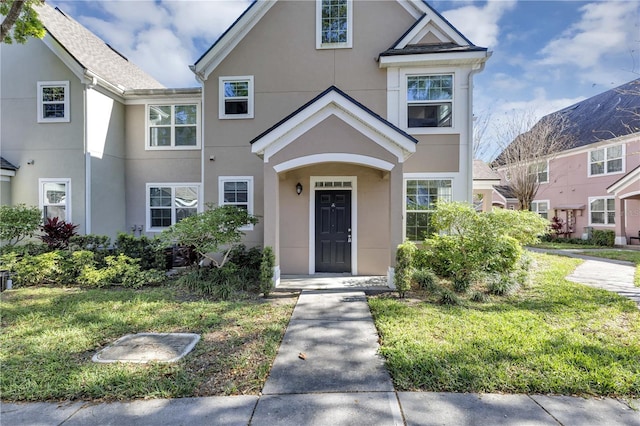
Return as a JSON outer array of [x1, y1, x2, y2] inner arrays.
[[2, 289, 639, 425]]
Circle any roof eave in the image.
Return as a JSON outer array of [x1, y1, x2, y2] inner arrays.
[[379, 50, 490, 68]]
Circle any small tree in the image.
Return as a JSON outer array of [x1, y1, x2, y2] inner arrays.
[[0, 204, 41, 246], [40, 217, 79, 249], [1, 0, 45, 44], [160, 204, 258, 268], [493, 111, 573, 211]]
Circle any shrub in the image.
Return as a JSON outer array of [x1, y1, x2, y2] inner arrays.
[[77, 254, 165, 288], [40, 217, 79, 249], [229, 244, 263, 291], [592, 229, 615, 247], [0, 204, 41, 246], [413, 268, 438, 292], [69, 234, 111, 251], [176, 263, 242, 300], [395, 241, 416, 298], [487, 274, 519, 296], [10, 251, 64, 286], [260, 246, 275, 297], [115, 233, 166, 270], [470, 291, 490, 303], [439, 288, 460, 305]]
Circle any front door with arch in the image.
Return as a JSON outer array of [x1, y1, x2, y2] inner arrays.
[[315, 189, 352, 273]]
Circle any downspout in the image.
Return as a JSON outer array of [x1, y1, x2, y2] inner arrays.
[[466, 53, 490, 202], [84, 74, 98, 235]]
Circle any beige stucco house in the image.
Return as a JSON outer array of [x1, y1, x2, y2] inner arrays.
[[1, 1, 490, 286]]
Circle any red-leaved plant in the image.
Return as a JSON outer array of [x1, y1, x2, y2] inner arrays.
[[40, 217, 79, 249]]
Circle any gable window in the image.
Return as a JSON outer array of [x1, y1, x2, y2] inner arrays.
[[404, 179, 452, 241], [316, 0, 352, 49], [37, 81, 70, 123], [589, 197, 615, 226], [219, 176, 254, 230], [589, 144, 624, 176], [530, 200, 549, 219], [147, 104, 200, 149], [219, 76, 254, 119], [147, 184, 200, 230], [39, 178, 71, 222], [407, 75, 453, 128]]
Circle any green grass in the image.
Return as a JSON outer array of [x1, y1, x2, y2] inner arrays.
[[369, 253, 640, 397], [0, 285, 296, 401], [573, 250, 640, 287], [532, 242, 601, 249]]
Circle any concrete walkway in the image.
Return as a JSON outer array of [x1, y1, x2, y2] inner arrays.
[[3, 275, 640, 425]]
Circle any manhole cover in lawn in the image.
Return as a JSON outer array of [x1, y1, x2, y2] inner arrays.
[[92, 333, 200, 363]]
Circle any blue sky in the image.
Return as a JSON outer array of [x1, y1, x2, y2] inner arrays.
[[49, 0, 639, 157]]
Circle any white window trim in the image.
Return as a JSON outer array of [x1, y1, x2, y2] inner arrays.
[[531, 200, 549, 218], [536, 160, 549, 184], [316, 0, 353, 49], [145, 103, 201, 150], [588, 196, 616, 227], [39, 178, 71, 222], [218, 176, 254, 230], [402, 174, 456, 241], [146, 183, 202, 232], [309, 176, 357, 275], [37, 81, 70, 123], [219, 76, 254, 119], [588, 143, 625, 177], [400, 71, 456, 134]]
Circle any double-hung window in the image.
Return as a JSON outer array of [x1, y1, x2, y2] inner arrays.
[[39, 178, 71, 222], [219, 76, 254, 119], [147, 104, 199, 149], [219, 176, 254, 230], [530, 201, 549, 219], [589, 144, 623, 176], [407, 75, 453, 128], [317, 0, 352, 48], [404, 179, 452, 241], [37, 81, 70, 123], [532, 161, 548, 183], [147, 184, 200, 230], [589, 197, 615, 225]]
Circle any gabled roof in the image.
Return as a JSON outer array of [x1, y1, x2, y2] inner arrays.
[[493, 185, 517, 200], [1, 157, 18, 171], [250, 86, 417, 163], [473, 160, 500, 181], [35, 4, 164, 91], [607, 164, 640, 198]]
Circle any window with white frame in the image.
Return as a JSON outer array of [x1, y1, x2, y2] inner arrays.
[[404, 179, 452, 241], [39, 179, 71, 222], [147, 104, 199, 149], [147, 184, 200, 230], [530, 200, 549, 219], [37, 81, 70, 123], [219, 77, 254, 119], [316, 0, 352, 48], [407, 75, 453, 128], [219, 176, 254, 230], [589, 197, 615, 225], [532, 161, 548, 183], [589, 144, 624, 176]]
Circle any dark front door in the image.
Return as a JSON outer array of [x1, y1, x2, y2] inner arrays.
[[315, 190, 352, 273]]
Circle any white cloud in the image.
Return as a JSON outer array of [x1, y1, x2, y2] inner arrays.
[[538, 1, 639, 69], [442, 0, 516, 47]]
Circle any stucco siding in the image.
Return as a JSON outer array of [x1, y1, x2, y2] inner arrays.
[[404, 134, 460, 173]]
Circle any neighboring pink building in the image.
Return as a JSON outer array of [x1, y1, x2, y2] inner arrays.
[[493, 79, 640, 245]]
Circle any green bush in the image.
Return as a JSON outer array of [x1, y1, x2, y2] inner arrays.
[[438, 288, 460, 305], [0, 204, 41, 246], [77, 254, 165, 288], [69, 234, 111, 251], [413, 268, 438, 292], [115, 233, 166, 270], [176, 263, 243, 300], [591, 229, 615, 247], [395, 241, 416, 298], [229, 244, 263, 291], [260, 246, 275, 297], [10, 251, 64, 286]]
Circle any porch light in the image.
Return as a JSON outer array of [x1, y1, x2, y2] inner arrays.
[[296, 182, 303, 195]]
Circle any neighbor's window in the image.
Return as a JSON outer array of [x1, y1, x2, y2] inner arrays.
[[589, 144, 623, 176], [589, 197, 615, 225], [532, 161, 548, 183], [37, 81, 70, 123], [407, 75, 453, 128], [405, 179, 452, 241], [219, 176, 254, 230], [147, 104, 199, 149], [147, 184, 200, 230], [317, 0, 352, 48], [219, 77, 254, 119], [39, 179, 71, 222], [530, 200, 549, 219]]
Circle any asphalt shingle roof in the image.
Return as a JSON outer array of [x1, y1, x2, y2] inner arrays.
[[35, 4, 164, 91], [1, 157, 18, 171]]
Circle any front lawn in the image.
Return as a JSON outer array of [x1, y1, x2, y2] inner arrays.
[[369, 253, 640, 397], [0, 285, 296, 401]]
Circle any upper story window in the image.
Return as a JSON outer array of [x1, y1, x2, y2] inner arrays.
[[219, 76, 254, 119], [407, 75, 453, 128], [316, 0, 352, 49], [37, 81, 70, 123], [589, 144, 624, 176], [147, 104, 200, 150], [531, 161, 548, 184], [39, 178, 71, 222], [146, 183, 200, 231]]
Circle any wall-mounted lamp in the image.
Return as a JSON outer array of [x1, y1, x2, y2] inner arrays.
[[296, 182, 303, 195], [26, 159, 35, 165]]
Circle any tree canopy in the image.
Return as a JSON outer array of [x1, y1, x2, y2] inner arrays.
[[1, 0, 45, 44]]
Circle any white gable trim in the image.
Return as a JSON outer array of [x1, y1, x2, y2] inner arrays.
[[251, 90, 416, 163], [379, 50, 490, 68], [607, 166, 640, 197], [274, 154, 394, 173], [394, 7, 468, 48]]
